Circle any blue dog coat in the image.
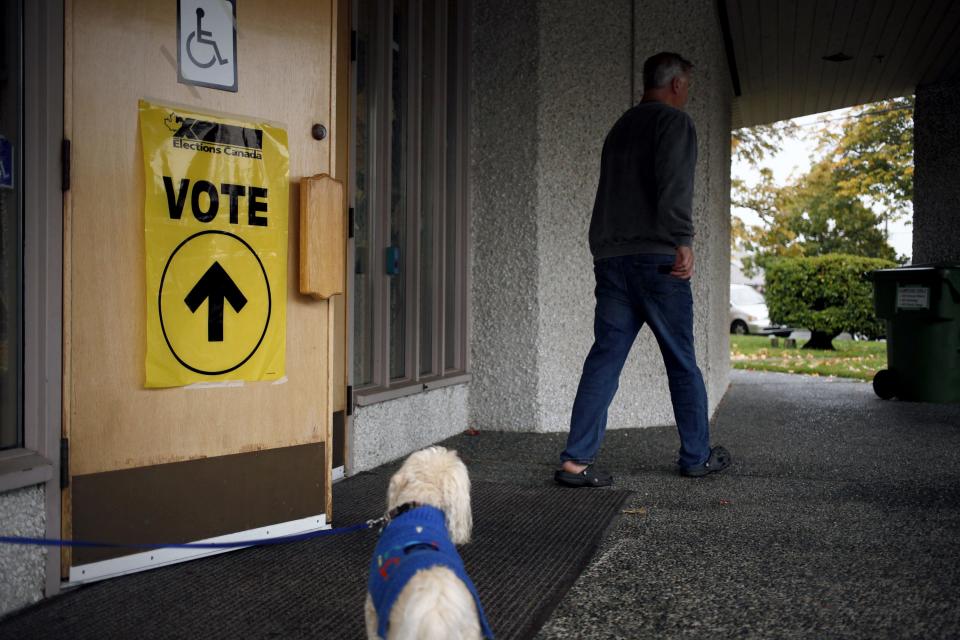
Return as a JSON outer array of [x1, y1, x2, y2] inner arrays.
[[368, 505, 494, 639]]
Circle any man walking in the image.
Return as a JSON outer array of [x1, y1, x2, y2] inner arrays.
[[555, 52, 730, 487]]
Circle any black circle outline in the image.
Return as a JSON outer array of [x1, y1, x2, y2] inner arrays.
[[158, 229, 272, 375]]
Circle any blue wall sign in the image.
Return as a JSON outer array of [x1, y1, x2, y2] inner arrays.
[[0, 136, 12, 190]]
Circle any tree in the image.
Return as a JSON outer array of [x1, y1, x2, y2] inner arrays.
[[732, 97, 912, 275], [765, 254, 896, 350], [778, 161, 897, 260], [828, 96, 914, 228], [732, 160, 896, 275], [731, 120, 800, 168], [730, 121, 799, 256], [732, 167, 802, 275]]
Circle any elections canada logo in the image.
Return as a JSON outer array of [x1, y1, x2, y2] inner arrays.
[[163, 111, 264, 160]]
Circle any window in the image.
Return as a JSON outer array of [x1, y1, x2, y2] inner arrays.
[[0, 0, 62, 498], [731, 284, 765, 306], [1, 0, 23, 451], [352, 0, 469, 399]]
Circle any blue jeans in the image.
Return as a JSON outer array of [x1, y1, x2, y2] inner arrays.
[[561, 254, 711, 470]]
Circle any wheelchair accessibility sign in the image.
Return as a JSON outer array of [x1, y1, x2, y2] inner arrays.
[[178, 0, 238, 92]]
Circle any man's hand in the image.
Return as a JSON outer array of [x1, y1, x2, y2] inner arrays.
[[671, 245, 695, 279]]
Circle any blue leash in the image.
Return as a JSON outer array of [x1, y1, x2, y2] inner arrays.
[[0, 519, 378, 550]]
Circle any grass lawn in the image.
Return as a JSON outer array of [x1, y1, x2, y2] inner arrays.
[[730, 334, 887, 382]]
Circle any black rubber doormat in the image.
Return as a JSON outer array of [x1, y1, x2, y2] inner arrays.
[[0, 476, 629, 639]]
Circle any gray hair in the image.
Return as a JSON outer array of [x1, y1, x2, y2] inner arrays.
[[643, 52, 694, 91]]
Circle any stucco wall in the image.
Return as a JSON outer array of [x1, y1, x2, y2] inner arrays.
[[471, 0, 732, 434], [350, 384, 470, 472], [638, 0, 733, 411], [468, 0, 543, 431], [914, 79, 960, 265], [0, 485, 46, 616], [534, 0, 640, 431]]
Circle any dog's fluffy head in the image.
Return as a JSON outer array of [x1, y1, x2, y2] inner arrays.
[[387, 446, 473, 544]]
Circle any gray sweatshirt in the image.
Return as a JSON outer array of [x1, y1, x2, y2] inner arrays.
[[588, 101, 697, 259]]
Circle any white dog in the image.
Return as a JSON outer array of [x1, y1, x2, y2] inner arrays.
[[365, 446, 493, 640]]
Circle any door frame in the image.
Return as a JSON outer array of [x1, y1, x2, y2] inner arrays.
[[26, 0, 63, 596], [0, 0, 62, 598]]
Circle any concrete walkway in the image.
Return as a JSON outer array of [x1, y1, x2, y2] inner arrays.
[[449, 369, 960, 638], [3, 369, 959, 638], [493, 369, 960, 639]]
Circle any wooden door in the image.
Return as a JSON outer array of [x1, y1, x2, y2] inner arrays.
[[63, 0, 346, 581]]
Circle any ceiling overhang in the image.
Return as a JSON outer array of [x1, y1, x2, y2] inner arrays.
[[720, 0, 960, 128]]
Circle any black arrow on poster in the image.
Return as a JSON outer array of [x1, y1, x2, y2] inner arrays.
[[184, 261, 248, 342]]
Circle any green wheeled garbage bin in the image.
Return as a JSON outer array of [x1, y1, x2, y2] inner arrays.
[[868, 264, 960, 403]]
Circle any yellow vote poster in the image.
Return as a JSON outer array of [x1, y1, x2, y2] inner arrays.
[[139, 99, 288, 388]]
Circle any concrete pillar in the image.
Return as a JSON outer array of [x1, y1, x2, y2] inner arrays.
[[533, 0, 636, 430], [914, 79, 960, 265], [471, 0, 732, 433], [631, 0, 734, 412], [469, 0, 543, 430]]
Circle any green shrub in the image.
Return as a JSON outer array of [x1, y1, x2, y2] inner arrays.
[[765, 254, 895, 349]]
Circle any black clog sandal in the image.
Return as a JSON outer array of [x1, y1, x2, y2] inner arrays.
[[554, 465, 614, 487]]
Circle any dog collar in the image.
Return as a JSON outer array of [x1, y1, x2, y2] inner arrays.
[[367, 501, 423, 532], [387, 502, 422, 521]]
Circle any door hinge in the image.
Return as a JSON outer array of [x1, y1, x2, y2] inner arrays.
[[346, 385, 353, 416], [60, 438, 70, 489], [61, 139, 71, 192], [351, 30, 357, 63], [348, 207, 355, 239]]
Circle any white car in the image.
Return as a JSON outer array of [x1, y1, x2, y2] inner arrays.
[[729, 284, 790, 336]]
